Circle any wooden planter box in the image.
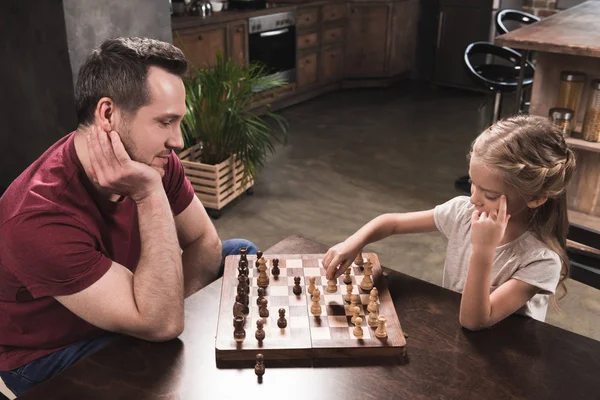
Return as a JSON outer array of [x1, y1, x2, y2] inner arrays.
[[178, 143, 253, 210]]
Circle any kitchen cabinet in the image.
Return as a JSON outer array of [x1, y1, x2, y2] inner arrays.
[[229, 21, 248, 65], [389, 0, 419, 76], [344, 4, 390, 78], [173, 25, 227, 70], [297, 53, 319, 88], [321, 46, 344, 83], [433, 3, 492, 89]]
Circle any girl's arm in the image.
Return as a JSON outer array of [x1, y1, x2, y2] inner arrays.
[[323, 210, 437, 279], [460, 248, 539, 330], [459, 195, 539, 330]]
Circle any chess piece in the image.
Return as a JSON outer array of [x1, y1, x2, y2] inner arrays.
[[256, 287, 266, 306], [351, 305, 361, 325], [233, 316, 246, 342], [271, 258, 280, 278], [349, 294, 358, 315], [255, 353, 265, 377], [375, 315, 388, 338], [368, 287, 379, 313], [368, 302, 379, 328], [353, 317, 364, 338], [240, 247, 248, 262], [360, 259, 374, 291], [257, 259, 270, 288], [292, 276, 302, 295], [354, 251, 364, 267], [255, 319, 266, 341], [236, 286, 248, 306], [343, 268, 352, 285], [310, 288, 322, 316], [277, 308, 287, 328], [307, 277, 316, 295], [326, 278, 337, 293], [259, 297, 269, 318], [238, 275, 249, 294], [343, 284, 353, 303], [255, 250, 263, 268], [233, 301, 244, 318]]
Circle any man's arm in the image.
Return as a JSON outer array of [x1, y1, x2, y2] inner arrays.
[[56, 190, 185, 341], [174, 195, 222, 297], [55, 128, 185, 341]]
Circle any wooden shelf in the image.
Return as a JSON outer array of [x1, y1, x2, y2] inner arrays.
[[566, 137, 600, 153], [569, 209, 600, 232]]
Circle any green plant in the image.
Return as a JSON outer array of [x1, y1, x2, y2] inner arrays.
[[180, 51, 289, 184]]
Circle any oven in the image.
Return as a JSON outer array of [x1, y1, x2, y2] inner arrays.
[[248, 12, 296, 89]]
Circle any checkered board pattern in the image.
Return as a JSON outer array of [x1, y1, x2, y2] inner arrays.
[[215, 253, 406, 365]]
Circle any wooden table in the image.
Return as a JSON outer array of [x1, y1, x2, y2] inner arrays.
[[19, 236, 600, 399], [495, 1, 600, 227]]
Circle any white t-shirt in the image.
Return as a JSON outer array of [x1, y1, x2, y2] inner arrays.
[[433, 196, 562, 321]]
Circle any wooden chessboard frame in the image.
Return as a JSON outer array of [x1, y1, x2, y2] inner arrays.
[[215, 253, 406, 367]]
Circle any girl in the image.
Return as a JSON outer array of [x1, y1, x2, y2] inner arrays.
[[322, 115, 576, 330]]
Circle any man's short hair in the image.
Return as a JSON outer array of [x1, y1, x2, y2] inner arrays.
[[75, 37, 188, 126]]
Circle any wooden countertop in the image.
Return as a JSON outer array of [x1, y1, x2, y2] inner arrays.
[[495, 0, 600, 58]]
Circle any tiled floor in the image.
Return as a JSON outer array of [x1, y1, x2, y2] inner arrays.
[[213, 82, 600, 341]]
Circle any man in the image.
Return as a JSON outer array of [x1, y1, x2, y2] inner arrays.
[[0, 37, 257, 396]]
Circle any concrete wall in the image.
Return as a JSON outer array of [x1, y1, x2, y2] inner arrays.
[[0, 0, 172, 192], [63, 0, 173, 86], [0, 0, 77, 192]]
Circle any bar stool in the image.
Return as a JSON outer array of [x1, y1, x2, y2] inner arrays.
[[454, 42, 535, 195], [496, 9, 540, 37]]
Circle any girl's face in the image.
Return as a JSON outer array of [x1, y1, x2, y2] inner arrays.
[[468, 155, 529, 219]]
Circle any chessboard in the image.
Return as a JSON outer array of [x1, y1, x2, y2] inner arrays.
[[215, 252, 406, 366]]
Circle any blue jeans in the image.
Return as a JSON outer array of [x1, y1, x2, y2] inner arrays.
[[0, 238, 257, 397]]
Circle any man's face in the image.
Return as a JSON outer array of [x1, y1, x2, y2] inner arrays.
[[116, 66, 186, 177]]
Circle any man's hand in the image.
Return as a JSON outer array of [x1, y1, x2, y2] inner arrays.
[[471, 195, 510, 253], [86, 125, 162, 203]]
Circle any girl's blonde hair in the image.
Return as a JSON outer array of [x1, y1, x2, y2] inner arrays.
[[471, 114, 576, 300]]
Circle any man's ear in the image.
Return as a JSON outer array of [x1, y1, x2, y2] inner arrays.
[[95, 97, 116, 132], [527, 196, 548, 209]]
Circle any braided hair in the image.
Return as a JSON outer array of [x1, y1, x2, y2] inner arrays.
[[471, 115, 576, 300]]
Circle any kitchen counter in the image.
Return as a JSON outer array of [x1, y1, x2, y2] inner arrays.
[[494, 0, 600, 226], [495, 0, 600, 58], [172, 1, 332, 30]]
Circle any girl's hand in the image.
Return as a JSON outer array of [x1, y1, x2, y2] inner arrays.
[[322, 240, 362, 280], [471, 195, 510, 252]]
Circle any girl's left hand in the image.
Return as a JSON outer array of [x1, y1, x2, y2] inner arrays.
[[471, 195, 511, 252]]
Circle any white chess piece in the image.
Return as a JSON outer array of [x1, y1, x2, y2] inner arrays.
[[343, 284, 353, 303], [307, 276, 316, 295], [360, 259, 374, 291], [310, 288, 322, 316], [353, 317, 364, 338], [326, 278, 337, 293], [375, 315, 387, 338], [368, 287, 379, 314]]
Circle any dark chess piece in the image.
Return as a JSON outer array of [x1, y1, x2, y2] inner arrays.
[[271, 258, 280, 278], [255, 319, 266, 341], [233, 316, 246, 343], [238, 275, 249, 294], [292, 276, 302, 295], [238, 261, 249, 278], [233, 301, 244, 318], [236, 287, 247, 305], [256, 287, 266, 306], [255, 353, 265, 377], [277, 308, 287, 329], [259, 297, 269, 318], [240, 247, 248, 262], [255, 250, 263, 268]]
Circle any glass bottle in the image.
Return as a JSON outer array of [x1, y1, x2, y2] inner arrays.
[[582, 79, 600, 142]]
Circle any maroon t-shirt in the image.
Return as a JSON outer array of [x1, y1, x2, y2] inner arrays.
[[0, 132, 195, 370]]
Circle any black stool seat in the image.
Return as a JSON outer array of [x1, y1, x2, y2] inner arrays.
[[496, 9, 539, 36], [465, 42, 534, 93]]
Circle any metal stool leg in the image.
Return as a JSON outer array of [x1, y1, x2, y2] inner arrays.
[[492, 91, 503, 123]]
